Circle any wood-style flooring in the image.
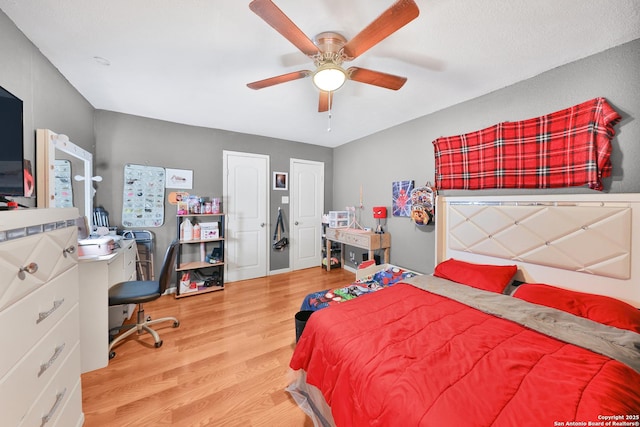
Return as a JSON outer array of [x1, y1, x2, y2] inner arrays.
[[81, 267, 354, 426]]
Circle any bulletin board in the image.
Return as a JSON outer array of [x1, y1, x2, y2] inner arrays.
[[122, 164, 166, 227]]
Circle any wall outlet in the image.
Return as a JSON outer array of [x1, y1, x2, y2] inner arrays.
[[349, 251, 355, 262]]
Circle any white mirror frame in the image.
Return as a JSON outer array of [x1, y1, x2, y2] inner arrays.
[[36, 129, 94, 229]]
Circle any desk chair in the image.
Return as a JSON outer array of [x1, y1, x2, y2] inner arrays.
[[108, 240, 180, 359]]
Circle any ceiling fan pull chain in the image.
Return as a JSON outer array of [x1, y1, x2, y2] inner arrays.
[[327, 96, 332, 132]]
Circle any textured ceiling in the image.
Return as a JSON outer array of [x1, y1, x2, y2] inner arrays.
[[1, 0, 639, 147]]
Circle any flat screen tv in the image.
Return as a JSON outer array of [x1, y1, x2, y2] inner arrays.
[[0, 85, 24, 197]]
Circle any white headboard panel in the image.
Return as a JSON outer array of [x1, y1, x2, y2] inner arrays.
[[435, 194, 640, 308]]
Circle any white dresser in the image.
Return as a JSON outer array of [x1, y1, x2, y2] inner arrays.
[[0, 208, 84, 427]]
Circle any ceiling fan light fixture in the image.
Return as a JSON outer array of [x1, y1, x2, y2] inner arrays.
[[312, 63, 346, 92]]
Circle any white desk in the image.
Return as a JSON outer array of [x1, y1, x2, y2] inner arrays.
[[324, 228, 391, 271], [78, 239, 136, 373]]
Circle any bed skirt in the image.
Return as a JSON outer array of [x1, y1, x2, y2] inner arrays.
[[286, 369, 334, 427]]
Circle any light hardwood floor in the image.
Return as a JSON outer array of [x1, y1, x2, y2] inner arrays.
[[81, 267, 355, 426]]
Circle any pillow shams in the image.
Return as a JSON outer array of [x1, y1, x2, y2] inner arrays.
[[433, 258, 517, 294], [512, 283, 640, 333]]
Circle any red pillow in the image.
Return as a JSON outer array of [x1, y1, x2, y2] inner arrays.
[[433, 258, 517, 294], [512, 283, 640, 333]]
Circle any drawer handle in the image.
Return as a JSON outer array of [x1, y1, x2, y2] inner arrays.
[[37, 298, 64, 324], [62, 245, 76, 257], [38, 343, 66, 377], [19, 262, 39, 277], [40, 387, 66, 427]]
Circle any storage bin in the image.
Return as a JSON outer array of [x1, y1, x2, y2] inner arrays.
[[200, 222, 219, 239], [328, 211, 349, 228]]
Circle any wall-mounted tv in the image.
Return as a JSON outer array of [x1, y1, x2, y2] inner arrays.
[[0, 85, 24, 197]]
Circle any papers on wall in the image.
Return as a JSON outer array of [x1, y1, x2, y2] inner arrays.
[[54, 159, 73, 208], [122, 164, 165, 227]]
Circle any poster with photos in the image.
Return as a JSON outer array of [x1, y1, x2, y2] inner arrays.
[[122, 164, 166, 227], [392, 180, 414, 217], [54, 159, 73, 208]]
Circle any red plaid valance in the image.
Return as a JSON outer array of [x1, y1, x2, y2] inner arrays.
[[433, 98, 621, 191]]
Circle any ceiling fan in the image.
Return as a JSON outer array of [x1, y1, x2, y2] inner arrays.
[[246, 0, 420, 112]]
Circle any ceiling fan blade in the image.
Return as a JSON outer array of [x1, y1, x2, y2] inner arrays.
[[342, 0, 419, 60], [318, 91, 333, 112], [249, 0, 321, 57], [347, 67, 407, 90], [247, 70, 311, 90]]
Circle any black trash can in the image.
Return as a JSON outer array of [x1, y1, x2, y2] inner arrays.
[[295, 310, 314, 343]]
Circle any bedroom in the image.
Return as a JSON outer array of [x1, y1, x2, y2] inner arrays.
[[0, 0, 639, 425], [1, 1, 640, 275]]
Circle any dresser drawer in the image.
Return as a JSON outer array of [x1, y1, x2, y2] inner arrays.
[[0, 304, 80, 427], [0, 266, 78, 379], [122, 240, 137, 280], [52, 378, 83, 427], [0, 226, 77, 311], [18, 343, 81, 427], [326, 228, 374, 249], [107, 240, 137, 283], [341, 231, 371, 247]]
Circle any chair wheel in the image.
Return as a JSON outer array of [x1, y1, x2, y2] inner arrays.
[[109, 351, 116, 359], [173, 321, 180, 328], [155, 340, 163, 348]]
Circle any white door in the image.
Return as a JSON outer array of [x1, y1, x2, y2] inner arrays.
[[223, 151, 269, 282], [290, 159, 324, 270]]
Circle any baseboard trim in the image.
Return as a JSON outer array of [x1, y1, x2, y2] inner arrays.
[[269, 268, 292, 276], [343, 265, 356, 274]]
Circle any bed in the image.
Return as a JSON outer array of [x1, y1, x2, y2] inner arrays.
[[299, 262, 420, 311], [287, 194, 640, 426]]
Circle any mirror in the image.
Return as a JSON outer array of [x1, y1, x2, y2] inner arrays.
[[36, 129, 95, 228]]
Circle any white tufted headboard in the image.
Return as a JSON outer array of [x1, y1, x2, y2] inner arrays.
[[435, 194, 640, 308]]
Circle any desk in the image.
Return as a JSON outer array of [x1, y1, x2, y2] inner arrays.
[[78, 239, 136, 373], [325, 228, 391, 271]]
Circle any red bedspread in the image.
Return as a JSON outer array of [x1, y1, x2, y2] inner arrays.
[[290, 283, 640, 426], [432, 97, 621, 191]]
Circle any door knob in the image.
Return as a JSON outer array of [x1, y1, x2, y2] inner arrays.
[[295, 221, 299, 225], [260, 223, 265, 227], [19, 262, 38, 275]]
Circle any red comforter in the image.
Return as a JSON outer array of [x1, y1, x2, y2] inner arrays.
[[290, 283, 640, 426]]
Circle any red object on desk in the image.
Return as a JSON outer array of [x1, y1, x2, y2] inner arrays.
[[373, 206, 387, 219]]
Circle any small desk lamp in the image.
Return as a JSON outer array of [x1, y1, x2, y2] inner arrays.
[[373, 206, 387, 233]]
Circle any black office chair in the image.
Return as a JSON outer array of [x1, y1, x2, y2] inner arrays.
[[108, 240, 180, 359]]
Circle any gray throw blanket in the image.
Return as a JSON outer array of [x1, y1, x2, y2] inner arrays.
[[404, 274, 640, 373]]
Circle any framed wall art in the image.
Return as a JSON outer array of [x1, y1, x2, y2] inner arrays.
[[273, 172, 288, 191], [392, 180, 414, 217], [166, 168, 193, 189]]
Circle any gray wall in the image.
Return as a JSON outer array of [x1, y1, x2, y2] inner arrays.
[[2, 6, 334, 276], [0, 10, 95, 207], [4, 6, 639, 278], [333, 39, 640, 274], [94, 110, 334, 275]]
